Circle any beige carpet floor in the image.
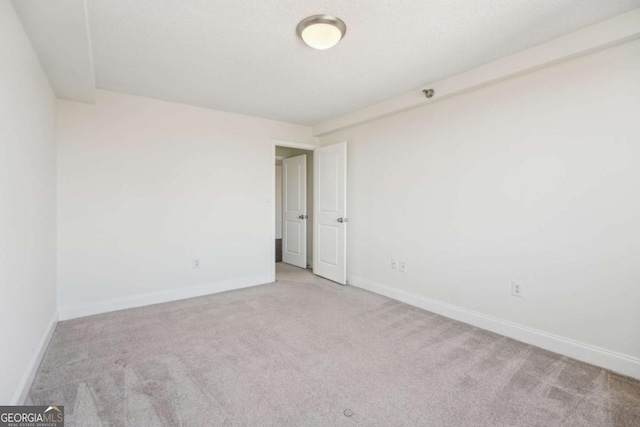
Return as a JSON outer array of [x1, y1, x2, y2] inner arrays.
[[28, 263, 640, 426]]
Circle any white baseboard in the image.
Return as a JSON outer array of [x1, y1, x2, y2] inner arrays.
[[348, 275, 640, 380], [58, 274, 273, 321], [11, 311, 58, 405]]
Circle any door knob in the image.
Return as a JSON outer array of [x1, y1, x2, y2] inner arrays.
[[337, 217, 348, 223], [298, 215, 308, 219]]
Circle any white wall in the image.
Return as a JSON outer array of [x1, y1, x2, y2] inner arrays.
[[275, 165, 283, 239], [320, 39, 640, 367], [0, 0, 57, 404], [57, 90, 314, 318]]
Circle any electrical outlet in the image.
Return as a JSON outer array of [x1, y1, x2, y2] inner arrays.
[[511, 281, 524, 297], [193, 258, 200, 269], [399, 261, 406, 273], [391, 258, 397, 270]]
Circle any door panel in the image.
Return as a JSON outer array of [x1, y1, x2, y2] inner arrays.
[[318, 224, 339, 266], [286, 162, 302, 210], [282, 155, 307, 268], [285, 221, 301, 254], [313, 142, 347, 284], [319, 151, 339, 212]]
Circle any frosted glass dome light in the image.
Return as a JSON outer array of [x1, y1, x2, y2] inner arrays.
[[296, 15, 346, 50]]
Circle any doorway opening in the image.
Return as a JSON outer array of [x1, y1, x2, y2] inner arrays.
[[275, 145, 314, 270], [270, 139, 347, 285]]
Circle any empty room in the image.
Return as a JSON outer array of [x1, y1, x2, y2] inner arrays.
[[2, 0, 640, 425]]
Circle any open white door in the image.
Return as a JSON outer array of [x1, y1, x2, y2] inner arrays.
[[282, 154, 307, 268], [313, 142, 347, 284]]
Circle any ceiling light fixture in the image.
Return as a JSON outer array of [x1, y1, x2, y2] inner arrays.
[[296, 15, 346, 50]]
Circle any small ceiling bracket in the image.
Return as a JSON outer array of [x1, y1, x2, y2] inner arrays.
[[422, 89, 435, 98]]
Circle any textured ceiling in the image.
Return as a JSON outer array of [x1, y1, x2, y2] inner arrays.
[[88, 0, 640, 125], [12, 0, 95, 103]]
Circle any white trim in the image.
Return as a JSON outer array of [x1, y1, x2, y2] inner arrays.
[[58, 275, 272, 320], [272, 139, 317, 151], [11, 311, 58, 404], [348, 275, 640, 380], [271, 143, 277, 282], [313, 8, 640, 136]]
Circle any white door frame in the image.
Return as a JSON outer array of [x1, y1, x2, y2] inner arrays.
[[270, 139, 316, 282]]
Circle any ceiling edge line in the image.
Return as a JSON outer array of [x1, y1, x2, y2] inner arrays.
[[312, 7, 640, 137], [81, 0, 97, 104]]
